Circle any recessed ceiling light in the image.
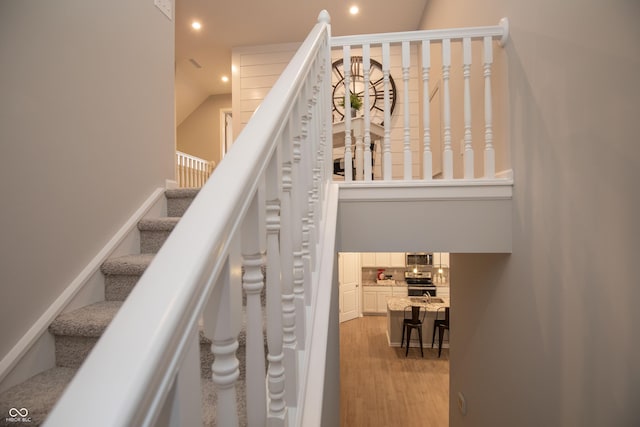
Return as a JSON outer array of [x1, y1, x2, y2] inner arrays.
[[221, 76, 229, 83], [349, 5, 359, 15], [191, 21, 202, 30]]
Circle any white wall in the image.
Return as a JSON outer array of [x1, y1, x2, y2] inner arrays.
[[421, 0, 640, 425], [177, 93, 232, 164], [0, 1, 175, 360]]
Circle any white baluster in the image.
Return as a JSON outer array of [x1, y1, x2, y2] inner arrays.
[[382, 43, 392, 181], [422, 40, 432, 180], [442, 38, 453, 179], [281, 118, 298, 406], [343, 46, 353, 182], [402, 41, 412, 180], [483, 36, 495, 178], [241, 193, 267, 426], [296, 95, 309, 350], [209, 259, 240, 427], [362, 45, 372, 181], [463, 37, 474, 179], [265, 150, 286, 426]]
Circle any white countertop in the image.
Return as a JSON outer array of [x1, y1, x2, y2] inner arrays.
[[386, 296, 450, 312]]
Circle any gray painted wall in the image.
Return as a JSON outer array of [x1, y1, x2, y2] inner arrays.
[[0, 1, 175, 359], [420, 0, 640, 425]]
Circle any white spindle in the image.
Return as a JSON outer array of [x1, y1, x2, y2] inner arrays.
[[402, 41, 411, 180], [422, 40, 432, 180], [463, 37, 474, 179], [265, 150, 286, 425], [442, 38, 453, 179], [280, 118, 299, 405], [210, 259, 240, 427], [382, 43, 392, 180], [297, 91, 311, 350], [241, 194, 267, 425], [363, 45, 372, 181], [343, 46, 353, 182], [483, 36, 495, 178]]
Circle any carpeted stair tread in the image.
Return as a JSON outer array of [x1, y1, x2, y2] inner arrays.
[[49, 301, 122, 337], [0, 367, 76, 427], [165, 189, 199, 217], [164, 188, 200, 199], [100, 253, 154, 276], [137, 217, 180, 231]]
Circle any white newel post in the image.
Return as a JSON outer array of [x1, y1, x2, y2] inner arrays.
[[241, 193, 267, 426], [281, 119, 298, 406], [363, 45, 372, 181], [382, 43, 392, 181], [442, 38, 453, 180], [342, 46, 353, 182], [483, 36, 496, 178], [463, 37, 474, 179], [402, 41, 412, 180], [422, 40, 432, 180], [265, 151, 287, 426], [209, 259, 240, 427]]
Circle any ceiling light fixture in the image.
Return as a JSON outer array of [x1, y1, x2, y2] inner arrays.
[[349, 5, 359, 15], [191, 21, 202, 30], [221, 76, 229, 83]]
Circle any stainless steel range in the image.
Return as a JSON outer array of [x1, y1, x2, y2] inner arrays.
[[404, 270, 436, 297]]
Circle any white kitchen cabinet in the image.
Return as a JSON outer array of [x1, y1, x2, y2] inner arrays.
[[362, 285, 407, 314], [362, 289, 378, 313], [363, 252, 406, 268], [376, 289, 393, 312], [389, 252, 406, 267], [374, 253, 390, 267], [435, 252, 450, 268], [361, 253, 377, 267]]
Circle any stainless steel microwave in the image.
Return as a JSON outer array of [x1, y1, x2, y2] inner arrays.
[[406, 253, 433, 268]]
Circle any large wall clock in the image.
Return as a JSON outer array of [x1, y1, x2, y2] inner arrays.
[[331, 56, 397, 125]]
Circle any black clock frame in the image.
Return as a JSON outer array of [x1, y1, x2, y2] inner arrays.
[[331, 56, 397, 125]]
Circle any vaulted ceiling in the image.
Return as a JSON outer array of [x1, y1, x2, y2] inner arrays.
[[175, 0, 429, 124]]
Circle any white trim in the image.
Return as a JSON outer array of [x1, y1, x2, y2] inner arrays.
[[338, 179, 513, 202], [0, 187, 167, 387], [298, 183, 339, 427]]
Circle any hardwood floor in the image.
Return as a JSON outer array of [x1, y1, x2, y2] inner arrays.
[[340, 316, 449, 427]]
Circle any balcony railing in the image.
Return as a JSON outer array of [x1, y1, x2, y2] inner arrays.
[[331, 19, 509, 182], [176, 151, 215, 188], [44, 11, 509, 427]]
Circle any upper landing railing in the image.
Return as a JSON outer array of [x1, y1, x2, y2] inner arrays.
[[331, 19, 510, 183]]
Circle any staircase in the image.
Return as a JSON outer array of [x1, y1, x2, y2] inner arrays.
[[0, 188, 226, 426]]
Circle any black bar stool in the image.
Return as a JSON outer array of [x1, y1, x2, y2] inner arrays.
[[431, 306, 450, 357], [402, 305, 426, 357]]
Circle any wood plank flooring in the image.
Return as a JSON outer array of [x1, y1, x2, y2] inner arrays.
[[340, 316, 449, 427]]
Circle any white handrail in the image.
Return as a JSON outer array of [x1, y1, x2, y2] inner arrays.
[[45, 10, 333, 427]]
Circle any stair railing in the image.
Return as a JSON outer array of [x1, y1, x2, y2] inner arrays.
[[175, 151, 215, 188], [45, 10, 334, 427], [331, 18, 510, 181]]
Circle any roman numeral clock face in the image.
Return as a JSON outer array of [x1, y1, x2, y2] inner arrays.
[[331, 56, 397, 125]]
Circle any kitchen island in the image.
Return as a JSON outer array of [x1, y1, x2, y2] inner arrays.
[[386, 296, 450, 349]]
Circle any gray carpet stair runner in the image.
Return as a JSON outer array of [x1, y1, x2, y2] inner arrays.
[[0, 188, 258, 426]]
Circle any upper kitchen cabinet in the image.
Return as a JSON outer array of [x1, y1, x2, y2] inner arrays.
[[361, 253, 406, 268], [361, 253, 377, 267], [435, 252, 450, 268]]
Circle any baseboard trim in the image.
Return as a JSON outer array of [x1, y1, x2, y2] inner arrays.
[[0, 187, 167, 389]]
